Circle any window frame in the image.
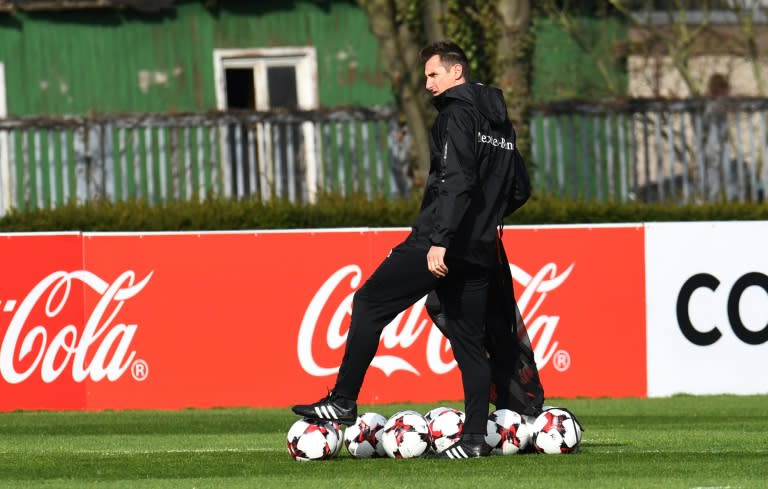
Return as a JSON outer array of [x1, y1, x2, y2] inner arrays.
[[212, 47, 320, 202], [212, 47, 318, 111]]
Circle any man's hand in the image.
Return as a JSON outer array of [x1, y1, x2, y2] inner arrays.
[[427, 246, 448, 278]]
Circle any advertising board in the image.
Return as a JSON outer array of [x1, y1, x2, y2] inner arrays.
[[0, 225, 648, 410], [645, 222, 768, 396]]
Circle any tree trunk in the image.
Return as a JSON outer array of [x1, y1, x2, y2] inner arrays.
[[423, 0, 445, 44], [356, 0, 432, 185], [495, 0, 533, 162]]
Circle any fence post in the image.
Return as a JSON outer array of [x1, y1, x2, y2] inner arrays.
[[0, 129, 9, 214]]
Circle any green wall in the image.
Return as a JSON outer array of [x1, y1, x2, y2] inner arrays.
[[532, 16, 627, 101], [0, 2, 630, 116], [0, 0, 392, 116]]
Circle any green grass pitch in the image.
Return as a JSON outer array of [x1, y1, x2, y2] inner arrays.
[[0, 395, 765, 488]]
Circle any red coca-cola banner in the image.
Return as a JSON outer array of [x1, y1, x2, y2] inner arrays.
[[505, 225, 646, 398], [0, 226, 646, 411], [0, 233, 86, 410]]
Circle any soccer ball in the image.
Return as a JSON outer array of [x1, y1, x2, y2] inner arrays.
[[531, 407, 583, 454], [343, 412, 387, 458], [484, 409, 531, 455], [381, 410, 431, 459], [426, 407, 465, 453], [424, 406, 452, 424], [330, 421, 343, 457], [286, 418, 341, 461]]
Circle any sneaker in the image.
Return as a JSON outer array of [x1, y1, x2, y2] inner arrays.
[[434, 434, 491, 459], [291, 391, 358, 426]]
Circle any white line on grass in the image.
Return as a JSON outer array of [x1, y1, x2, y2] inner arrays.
[[0, 447, 284, 455], [690, 486, 741, 489]]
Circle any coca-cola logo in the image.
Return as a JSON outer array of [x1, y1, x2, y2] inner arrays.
[[298, 262, 574, 377], [0, 270, 152, 384], [676, 271, 768, 346]]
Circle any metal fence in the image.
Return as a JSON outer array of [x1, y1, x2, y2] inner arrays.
[[1, 97, 767, 216], [530, 97, 768, 203], [0, 107, 407, 215]]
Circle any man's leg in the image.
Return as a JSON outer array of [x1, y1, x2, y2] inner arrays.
[[292, 241, 437, 424], [434, 266, 492, 458]]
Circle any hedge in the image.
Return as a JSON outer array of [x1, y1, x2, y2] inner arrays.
[[0, 194, 766, 232]]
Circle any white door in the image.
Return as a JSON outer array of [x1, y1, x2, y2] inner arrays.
[[213, 47, 319, 202]]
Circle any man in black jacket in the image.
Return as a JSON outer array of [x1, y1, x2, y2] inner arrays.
[[292, 41, 531, 459]]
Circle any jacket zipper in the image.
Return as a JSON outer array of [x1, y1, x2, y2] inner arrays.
[[440, 141, 448, 183]]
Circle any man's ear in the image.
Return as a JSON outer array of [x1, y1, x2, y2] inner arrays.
[[452, 63, 464, 81]]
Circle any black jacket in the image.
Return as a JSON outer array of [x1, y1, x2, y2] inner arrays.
[[410, 82, 530, 267]]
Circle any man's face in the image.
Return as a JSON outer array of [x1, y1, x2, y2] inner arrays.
[[424, 55, 463, 96]]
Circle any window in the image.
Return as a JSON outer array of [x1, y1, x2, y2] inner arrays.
[[213, 48, 319, 202]]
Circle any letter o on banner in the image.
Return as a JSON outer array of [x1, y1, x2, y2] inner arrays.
[[728, 272, 768, 345]]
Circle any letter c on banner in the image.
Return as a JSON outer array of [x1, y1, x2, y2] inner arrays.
[[676, 273, 722, 346]]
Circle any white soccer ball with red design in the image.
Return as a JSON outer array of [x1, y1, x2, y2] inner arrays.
[[343, 412, 387, 458], [424, 406, 451, 424], [330, 421, 343, 457], [286, 418, 341, 461], [531, 407, 583, 454], [426, 407, 465, 453], [484, 409, 531, 455], [381, 410, 431, 459]]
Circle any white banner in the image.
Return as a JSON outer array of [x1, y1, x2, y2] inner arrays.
[[645, 221, 768, 396]]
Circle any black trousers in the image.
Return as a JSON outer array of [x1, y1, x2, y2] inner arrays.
[[334, 238, 491, 434]]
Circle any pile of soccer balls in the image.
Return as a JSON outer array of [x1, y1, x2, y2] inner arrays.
[[286, 406, 583, 461]]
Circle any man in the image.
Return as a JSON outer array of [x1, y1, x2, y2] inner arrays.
[[292, 41, 530, 459]]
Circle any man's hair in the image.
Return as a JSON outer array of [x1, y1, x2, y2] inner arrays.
[[420, 41, 470, 81]]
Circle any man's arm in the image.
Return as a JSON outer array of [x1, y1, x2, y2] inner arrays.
[[429, 111, 477, 250], [427, 110, 478, 277]]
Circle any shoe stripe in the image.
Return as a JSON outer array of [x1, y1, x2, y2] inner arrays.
[[446, 446, 468, 459], [315, 405, 338, 420], [327, 405, 338, 419]]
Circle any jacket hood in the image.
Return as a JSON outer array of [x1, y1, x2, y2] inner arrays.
[[432, 82, 509, 126]]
